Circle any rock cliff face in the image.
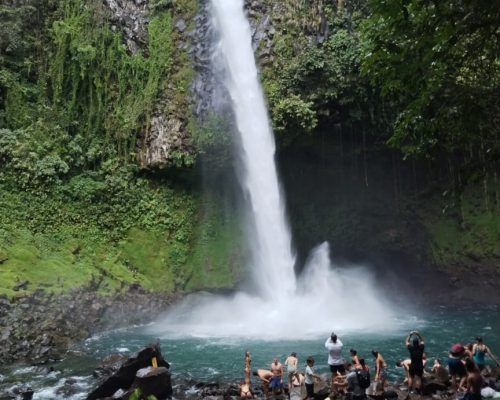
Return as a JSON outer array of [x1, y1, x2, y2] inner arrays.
[[101, 0, 194, 169], [103, 0, 149, 54], [100, 0, 327, 169], [0, 285, 176, 365]]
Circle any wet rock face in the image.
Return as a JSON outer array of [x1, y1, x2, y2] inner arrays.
[[103, 0, 149, 54], [190, 0, 275, 120], [100, 0, 195, 169], [0, 287, 176, 365], [137, 114, 192, 169]]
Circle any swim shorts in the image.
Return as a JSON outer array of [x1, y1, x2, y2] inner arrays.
[[269, 376, 283, 389], [448, 357, 466, 377]]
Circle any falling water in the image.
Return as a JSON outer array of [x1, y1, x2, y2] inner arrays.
[[210, 0, 296, 299], [152, 0, 396, 338]]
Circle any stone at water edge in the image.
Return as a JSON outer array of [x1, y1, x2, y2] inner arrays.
[[86, 341, 171, 400], [136, 366, 172, 399], [422, 380, 448, 395]]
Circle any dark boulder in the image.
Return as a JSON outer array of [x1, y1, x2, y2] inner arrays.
[[422, 379, 448, 395], [6, 385, 34, 400], [384, 388, 399, 399], [136, 366, 172, 399], [86, 341, 170, 400]]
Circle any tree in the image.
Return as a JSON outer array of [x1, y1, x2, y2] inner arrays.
[[361, 0, 500, 168]]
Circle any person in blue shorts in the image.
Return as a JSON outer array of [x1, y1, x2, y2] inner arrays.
[[448, 343, 467, 392], [269, 358, 284, 394]]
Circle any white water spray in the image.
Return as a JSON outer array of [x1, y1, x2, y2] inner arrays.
[[152, 0, 395, 338]]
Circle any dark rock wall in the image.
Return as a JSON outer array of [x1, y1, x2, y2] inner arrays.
[[0, 286, 176, 365]]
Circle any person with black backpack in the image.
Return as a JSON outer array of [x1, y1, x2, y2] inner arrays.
[[346, 359, 370, 400]]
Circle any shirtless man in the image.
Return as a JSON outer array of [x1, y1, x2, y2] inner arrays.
[[396, 359, 412, 383], [372, 351, 387, 386], [253, 369, 273, 398], [270, 358, 284, 394]]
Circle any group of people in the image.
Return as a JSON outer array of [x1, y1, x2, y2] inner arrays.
[[240, 331, 499, 400]]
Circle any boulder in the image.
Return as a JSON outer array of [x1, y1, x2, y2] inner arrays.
[[7, 385, 34, 400], [86, 341, 170, 400], [384, 388, 399, 399], [422, 379, 448, 395], [136, 366, 172, 399]]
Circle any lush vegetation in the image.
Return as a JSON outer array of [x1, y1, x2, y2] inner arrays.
[[261, 0, 499, 267], [0, 0, 240, 298], [0, 0, 498, 299]]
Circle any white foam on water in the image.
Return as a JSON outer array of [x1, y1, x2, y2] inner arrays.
[[153, 0, 397, 339]]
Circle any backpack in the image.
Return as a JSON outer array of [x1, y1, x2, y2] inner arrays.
[[356, 369, 371, 389]]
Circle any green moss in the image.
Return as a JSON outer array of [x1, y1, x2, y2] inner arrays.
[[186, 203, 243, 290], [424, 188, 500, 266]]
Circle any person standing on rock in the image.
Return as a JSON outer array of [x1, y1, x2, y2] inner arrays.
[[371, 351, 387, 387], [406, 331, 425, 394], [448, 343, 467, 392], [464, 358, 483, 400], [326, 332, 345, 387], [305, 356, 321, 400], [285, 352, 299, 390], [245, 351, 252, 380], [472, 337, 500, 370], [269, 358, 284, 394]]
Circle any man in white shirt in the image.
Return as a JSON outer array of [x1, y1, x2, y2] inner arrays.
[[325, 332, 345, 386]]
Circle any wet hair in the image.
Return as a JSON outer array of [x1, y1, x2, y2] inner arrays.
[[307, 356, 315, 365], [291, 352, 297, 357], [350, 349, 357, 356], [359, 359, 366, 367], [396, 361, 402, 367], [476, 337, 483, 343], [372, 351, 378, 357], [413, 337, 420, 346], [465, 358, 477, 373], [252, 371, 258, 377], [331, 333, 337, 343]]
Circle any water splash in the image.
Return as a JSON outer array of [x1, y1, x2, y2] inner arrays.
[[152, 0, 396, 339]]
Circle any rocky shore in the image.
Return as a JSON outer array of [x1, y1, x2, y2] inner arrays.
[[83, 342, 500, 400], [0, 284, 177, 365]]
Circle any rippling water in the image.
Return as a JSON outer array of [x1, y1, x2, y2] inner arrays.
[[1, 306, 498, 399]]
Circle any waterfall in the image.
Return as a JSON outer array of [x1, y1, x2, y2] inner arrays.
[[210, 0, 296, 299], [151, 0, 396, 338]]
